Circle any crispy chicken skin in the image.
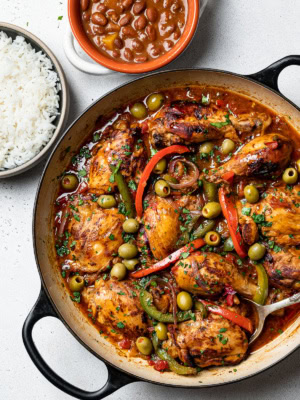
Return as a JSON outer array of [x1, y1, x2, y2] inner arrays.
[[67, 200, 125, 273], [172, 252, 257, 298], [208, 133, 292, 183], [83, 278, 147, 338], [143, 194, 181, 260], [264, 248, 300, 289], [237, 184, 300, 246], [148, 100, 271, 147], [163, 312, 248, 368], [89, 128, 145, 195]]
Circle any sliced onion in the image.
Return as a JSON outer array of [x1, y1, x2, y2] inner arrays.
[[168, 159, 199, 189]]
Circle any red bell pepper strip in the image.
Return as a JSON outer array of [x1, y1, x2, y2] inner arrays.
[[135, 145, 190, 217], [222, 171, 235, 184], [199, 300, 253, 333], [131, 238, 205, 278], [219, 187, 248, 258]]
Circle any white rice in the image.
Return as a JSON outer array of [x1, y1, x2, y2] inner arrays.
[[0, 31, 60, 170]]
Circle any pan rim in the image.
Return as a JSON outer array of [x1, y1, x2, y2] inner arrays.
[[32, 67, 300, 388]]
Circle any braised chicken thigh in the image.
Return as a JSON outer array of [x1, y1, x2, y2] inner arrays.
[[54, 86, 300, 377]]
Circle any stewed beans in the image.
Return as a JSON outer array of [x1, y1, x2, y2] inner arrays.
[[81, 0, 187, 63]]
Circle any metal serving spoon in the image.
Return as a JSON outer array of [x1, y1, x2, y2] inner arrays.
[[245, 292, 300, 344]]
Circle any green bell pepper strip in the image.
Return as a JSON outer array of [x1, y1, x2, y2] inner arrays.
[[253, 263, 268, 305], [110, 164, 135, 218], [156, 348, 197, 375], [203, 180, 218, 201], [193, 219, 216, 238], [140, 290, 195, 323], [151, 333, 197, 375]]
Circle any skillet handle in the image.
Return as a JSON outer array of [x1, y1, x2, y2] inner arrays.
[[23, 286, 136, 400], [246, 55, 300, 92]]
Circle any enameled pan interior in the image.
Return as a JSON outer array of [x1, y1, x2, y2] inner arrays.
[[34, 69, 300, 387]]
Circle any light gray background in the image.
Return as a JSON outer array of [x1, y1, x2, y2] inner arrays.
[[1, 0, 300, 399]]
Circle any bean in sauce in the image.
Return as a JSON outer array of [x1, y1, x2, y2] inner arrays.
[[81, 0, 187, 63]]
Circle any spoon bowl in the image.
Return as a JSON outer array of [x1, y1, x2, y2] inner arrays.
[[245, 292, 300, 344]]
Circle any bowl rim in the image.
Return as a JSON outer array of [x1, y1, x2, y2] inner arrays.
[[68, 0, 200, 74], [0, 22, 69, 179]]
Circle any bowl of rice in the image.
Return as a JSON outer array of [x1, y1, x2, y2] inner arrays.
[[0, 22, 69, 178]]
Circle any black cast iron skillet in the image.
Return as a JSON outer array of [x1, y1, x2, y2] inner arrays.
[[23, 56, 300, 399]]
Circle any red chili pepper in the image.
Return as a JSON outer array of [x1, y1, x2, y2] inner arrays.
[[119, 339, 131, 349], [265, 141, 279, 150], [131, 238, 205, 278], [219, 187, 248, 258], [199, 300, 253, 333], [222, 171, 235, 184], [154, 360, 169, 371], [216, 99, 226, 107], [135, 145, 190, 217]]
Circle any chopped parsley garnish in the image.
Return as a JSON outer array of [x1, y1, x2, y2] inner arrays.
[[109, 160, 122, 183], [78, 169, 87, 177], [242, 207, 251, 216], [128, 180, 137, 191], [117, 322, 125, 329]]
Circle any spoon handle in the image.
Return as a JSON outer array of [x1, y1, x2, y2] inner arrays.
[[265, 292, 300, 316]]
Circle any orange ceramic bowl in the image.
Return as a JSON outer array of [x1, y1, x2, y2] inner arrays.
[[68, 0, 200, 74]]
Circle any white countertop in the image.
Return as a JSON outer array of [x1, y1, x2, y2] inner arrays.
[[1, 0, 300, 399]]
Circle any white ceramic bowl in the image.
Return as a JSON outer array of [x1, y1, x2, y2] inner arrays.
[[0, 22, 69, 178]]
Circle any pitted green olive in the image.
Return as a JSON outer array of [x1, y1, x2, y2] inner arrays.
[[123, 258, 139, 271], [205, 231, 221, 246], [199, 142, 214, 154], [110, 263, 127, 280], [282, 167, 298, 184], [136, 336, 153, 355], [123, 218, 139, 233], [155, 179, 170, 197], [248, 243, 266, 261], [244, 185, 259, 204], [202, 202, 222, 219], [130, 102, 147, 119], [153, 158, 167, 174], [118, 243, 138, 259], [97, 195, 117, 209], [155, 322, 168, 340], [69, 275, 85, 292], [61, 174, 79, 191], [147, 93, 165, 111], [177, 291, 193, 311], [221, 139, 235, 155]]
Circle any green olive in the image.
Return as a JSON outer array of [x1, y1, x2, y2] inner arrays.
[[224, 237, 234, 252], [155, 322, 168, 340], [195, 301, 208, 318], [147, 93, 165, 111], [248, 243, 266, 261], [110, 263, 127, 280], [69, 275, 85, 292], [282, 167, 298, 184], [61, 174, 79, 191], [153, 158, 167, 174], [123, 218, 139, 233], [123, 258, 139, 271], [97, 195, 117, 209], [244, 185, 259, 204], [118, 243, 138, 259], [162, 173, 178, 184], [295, 159, 300, 173], [136, 336, 153, 355], [155, 179, 170, 197], [199, 141, 214, 154], [202, 202, 222, 219], [204, 231, 221, 246], [221, 139, 235, 155], [130, 102, 147, 119], [177, 291, 193, 311]]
